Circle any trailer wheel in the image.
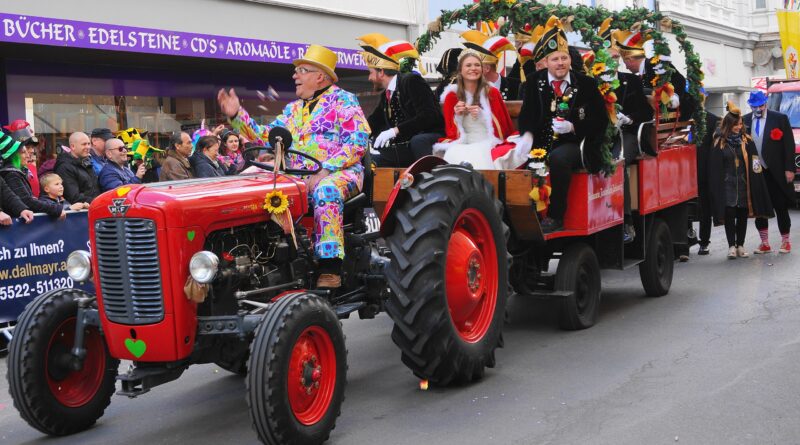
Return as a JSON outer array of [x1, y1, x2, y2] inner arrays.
[[639, 218, 674, 297], [7, 289, 119, 436], [556, 243, 601, 330], [247, 293, 346, 445], [385, 164, 509, 386]]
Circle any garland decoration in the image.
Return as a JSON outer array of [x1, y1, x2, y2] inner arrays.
[[417, 0, 707, 174]]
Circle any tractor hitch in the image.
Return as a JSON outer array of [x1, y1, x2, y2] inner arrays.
[[117, 364, 187, 398]]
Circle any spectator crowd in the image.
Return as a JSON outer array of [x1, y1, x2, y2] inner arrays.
[[0, 119, 255, 227]]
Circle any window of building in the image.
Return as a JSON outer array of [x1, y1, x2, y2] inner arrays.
[[755, 0, 766, 9]]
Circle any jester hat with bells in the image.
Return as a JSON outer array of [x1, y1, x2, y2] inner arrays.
[[460, 30, 515, 65], [532, 16, 569, 63], [611, 24, 651, 59], [357, 33, 423, 74], [115, 127, 163, 162]]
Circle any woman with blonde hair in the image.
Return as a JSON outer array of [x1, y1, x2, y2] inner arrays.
[[433, 50, 526, 169], [707, 101, 773, 259]]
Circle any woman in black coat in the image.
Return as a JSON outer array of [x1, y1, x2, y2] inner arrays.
[[707, 102, 773, 259], [190, 136, 227, 178]]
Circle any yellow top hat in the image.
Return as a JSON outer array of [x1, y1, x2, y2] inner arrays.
[[611, 26, 650, 58], [357, 33, 420, 71], [533, 16, 569, 62], [293, 44, 338, 82], [461, 30, 515, 64]]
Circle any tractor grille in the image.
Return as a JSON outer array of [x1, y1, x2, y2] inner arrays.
[[95, 218, 164, 325]]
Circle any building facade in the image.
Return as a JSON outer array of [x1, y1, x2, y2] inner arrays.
[[0, 0, 426, 152]]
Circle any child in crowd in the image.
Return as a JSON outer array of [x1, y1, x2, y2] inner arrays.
[[39, 173, 90, 211]]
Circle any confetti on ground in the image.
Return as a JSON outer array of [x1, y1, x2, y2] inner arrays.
[[419, 379, 429, 390]]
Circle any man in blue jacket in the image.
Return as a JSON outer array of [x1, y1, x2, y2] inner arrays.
[[98, 138, 146, 192]]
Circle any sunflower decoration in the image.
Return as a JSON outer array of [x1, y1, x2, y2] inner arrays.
[[591, 62, 606, 76], [263, 190, 289, 214], [263, 189, 297, 248], [529, 148, 547, 160]]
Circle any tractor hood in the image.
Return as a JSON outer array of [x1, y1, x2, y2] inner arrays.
[[90, 173, 308, 229]]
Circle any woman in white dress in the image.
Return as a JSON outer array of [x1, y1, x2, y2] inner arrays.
[[433, 50, 524, 170]]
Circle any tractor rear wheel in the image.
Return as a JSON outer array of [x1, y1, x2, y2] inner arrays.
[[385, 164, 509, 386], [247, 293, 346, 445], [639, 218, 674, 297], [556, 243, 602, 330], [7, 289, 119, 436]]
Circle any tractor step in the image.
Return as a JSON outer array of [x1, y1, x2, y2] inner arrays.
[[335, 302, 366, 319], [116, 365, 186, 398]]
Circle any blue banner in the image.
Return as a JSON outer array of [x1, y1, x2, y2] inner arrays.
[[0, 211, 92, 323]]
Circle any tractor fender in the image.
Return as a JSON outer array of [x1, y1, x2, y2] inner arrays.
[[379, 156, 447, 238]]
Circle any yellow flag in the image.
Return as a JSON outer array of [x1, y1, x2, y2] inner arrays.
[[777, 10, 800, 79]]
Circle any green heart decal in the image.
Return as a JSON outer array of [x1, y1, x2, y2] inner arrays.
[[124, 338, 147, 358], [187, 230, 196, 241]]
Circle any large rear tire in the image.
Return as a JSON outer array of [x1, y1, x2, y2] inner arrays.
[[556, 243, 602, 330], [639, 218, 674, 297], [385, 164, 509, 386], [247, 293, 346, 445], [7, 289, 119, 436]]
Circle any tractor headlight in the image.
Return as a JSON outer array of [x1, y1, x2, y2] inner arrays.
[[189, 251, 219, 284], [66, 250, 93, 282]]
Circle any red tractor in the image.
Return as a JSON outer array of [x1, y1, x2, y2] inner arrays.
[[6, 128, 509, 444]]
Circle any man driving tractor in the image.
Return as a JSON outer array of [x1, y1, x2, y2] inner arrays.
[[218, 44, 370, 289]]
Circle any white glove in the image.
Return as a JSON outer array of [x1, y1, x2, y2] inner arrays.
[[374, 128, 397, 148], [670, 94, 680, 109], [552, 119, 574, 135], [616, 113, 633, 127]]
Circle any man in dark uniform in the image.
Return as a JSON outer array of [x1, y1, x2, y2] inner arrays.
[[518, 16, 609, 233], [461, 30, 519, 100], [358, 33, 444, 167], [599, 19, 653, 241], [743, 90, 797, 254], [614, 27, 696, 121]]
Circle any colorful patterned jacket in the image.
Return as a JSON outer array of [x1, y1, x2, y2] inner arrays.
[[231, 85, 370, 188]]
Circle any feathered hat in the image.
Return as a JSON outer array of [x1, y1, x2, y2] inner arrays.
[[597, 17, 619, 51], [611, 24, 651, 58], [533, 16, 569, 63], [358, 33, 421, 73], [726, 100, 741, 117], [460, 30, 515, 64]]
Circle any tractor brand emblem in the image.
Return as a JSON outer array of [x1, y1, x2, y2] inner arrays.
[[108, 198, 131, 217]]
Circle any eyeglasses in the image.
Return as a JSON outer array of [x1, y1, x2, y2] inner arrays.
[[113, 146, 128, 153], [294, 67, 320, 75]]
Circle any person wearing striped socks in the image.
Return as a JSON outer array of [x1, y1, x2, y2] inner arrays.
[[742, 90, 796, 254]]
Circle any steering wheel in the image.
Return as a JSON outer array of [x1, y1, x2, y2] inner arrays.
[[243, 127, 323, 175]]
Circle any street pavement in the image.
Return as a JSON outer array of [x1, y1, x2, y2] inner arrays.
[[2, 212, 800, 444]]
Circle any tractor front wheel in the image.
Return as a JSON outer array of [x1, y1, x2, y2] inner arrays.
[[385, 164, 509, 386], [247, 293, 346, 445], [7, 289, 119, 436]]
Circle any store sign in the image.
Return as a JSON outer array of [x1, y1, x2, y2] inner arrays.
[[0, 212, 93, 323], [0, 13, 366, 70]]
